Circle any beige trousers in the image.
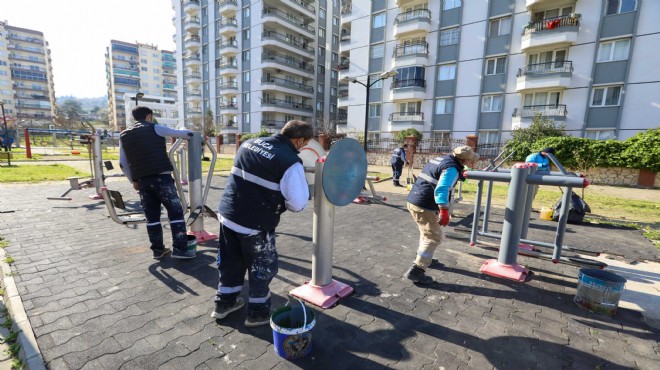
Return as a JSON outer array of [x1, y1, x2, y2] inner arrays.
[[407, 202, 444, 270]]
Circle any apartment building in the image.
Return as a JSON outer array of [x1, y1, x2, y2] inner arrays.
[[105, 40, 178, 131], [337, 0, 660, 146], [171, 0, 341, 142], [0, 21, 57, 128]]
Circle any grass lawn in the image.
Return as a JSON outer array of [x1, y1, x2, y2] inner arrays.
[[0, 164, 90, 182]]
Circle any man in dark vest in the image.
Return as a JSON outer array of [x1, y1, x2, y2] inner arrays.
[[404, 146, 479, 284], [390, 143, 409, 187], [212, 120, 313, 327], [119, 106, 193, 260]]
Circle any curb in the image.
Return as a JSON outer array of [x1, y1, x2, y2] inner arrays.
[[0, 248, 46, 370]]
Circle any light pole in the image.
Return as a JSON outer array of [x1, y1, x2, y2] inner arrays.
[[342, 70, 397, 153], [135, 92, 144, 107]]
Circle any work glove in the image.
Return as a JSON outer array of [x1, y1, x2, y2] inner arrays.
[[438, 208, 450, 226]]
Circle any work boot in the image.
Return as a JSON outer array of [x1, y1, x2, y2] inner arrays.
[[405, 264, 433, 284], [211, 298, 245, 319]]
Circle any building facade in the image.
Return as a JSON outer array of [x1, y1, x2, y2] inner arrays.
[[0, 21, 57, 128], [105, 40, 178, 131], [172, 0, 341, 141], [337, 0, 659, 145]]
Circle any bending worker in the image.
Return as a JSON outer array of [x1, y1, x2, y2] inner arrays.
[[404, 146, 479, 284], [390, 143, 409, 187]]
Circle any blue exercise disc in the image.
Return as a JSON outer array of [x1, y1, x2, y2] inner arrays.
[[322, 138, 367, 206]]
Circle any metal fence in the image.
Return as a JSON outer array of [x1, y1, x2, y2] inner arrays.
[[365, 137, 507, 159]]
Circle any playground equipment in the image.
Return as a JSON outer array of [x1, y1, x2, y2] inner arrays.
[[290, 138, 366, 308], [352, 175, 387, 204], [173, 146, 188, 186], [465, 158, 604, 282]]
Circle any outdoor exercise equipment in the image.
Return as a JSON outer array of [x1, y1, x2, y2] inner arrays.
[[101, 187, 147, 224], [352, 175, 387, 204], [170, 132, 218, 242], [290, 138, 366, 308], [465, 162, 597, 282]]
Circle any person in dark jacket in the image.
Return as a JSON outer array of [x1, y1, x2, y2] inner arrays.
[[390, 144, 409, 187], [404, 146, 479, 284], [119, 106, 193, 260], [212, 120, 313, 327], [525, 147, 556, 203]]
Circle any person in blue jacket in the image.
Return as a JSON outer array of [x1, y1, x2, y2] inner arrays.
[[212, 120, 312, 327], [390, 144, 409, 187], [404, 146, 479, 284], [119, 106, 194, 260], [525, 147, 555, 172]]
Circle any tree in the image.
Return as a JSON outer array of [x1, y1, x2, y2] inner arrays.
[[504, 113, 567, 161], [203, 109, 216, 137], [59, 99, 83, 121], [394, 128, 423, 142]]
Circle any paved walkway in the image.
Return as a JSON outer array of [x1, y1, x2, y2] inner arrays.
[[0, 171, 658, 369]]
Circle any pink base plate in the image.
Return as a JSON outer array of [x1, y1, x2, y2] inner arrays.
[[480, 259, 529, 282], [289, 280, 354, 309]]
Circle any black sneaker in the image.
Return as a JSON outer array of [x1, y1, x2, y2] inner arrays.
[[172, 248, 196, 259], [211, 298, 245, 319], [153, 248, 171, 259], [405, 264, 433, 285], [430, 258, 442, 267], [244, 311, 271, 327]]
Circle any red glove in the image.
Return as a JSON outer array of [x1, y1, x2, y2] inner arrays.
[[438, 208, 450, 226]]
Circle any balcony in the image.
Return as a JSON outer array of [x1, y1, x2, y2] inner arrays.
[[183, 0, 200, 14], [261, 98, 313, 114], [261, 77, 314, 96], [217, 0, 238, 16], [218, 18, 238, 36], [394, 9, 431, 38], [219, 103, 239, 112], [185, 72, 202, 82], [521, 14, 580, 51], [163, 83, 177, 90], [187, 90, 202, 101], [218, 121, 238, 133], [341, 1, 352, 15], [217, 59, 239, 74], [261, 120, 287, 130], [261, 31, 314, 56], [390, 79, 426, 100], [184, 54, 201, 68], [338, 90, 349, 101], [335, 111, 348, 125], [217, 39, 238, 55], [184, 35, 201, 50], [340, 29, 351, 43], [392, 42, 429, 68], [338, 59, 350, 71], [525, 0, 555, 9], [262, 8, 315, 35], [284, 0, 315, 18], [511, 104, 567, 129], [516, 61, 573, 91], [261, 52, 314, 76], [389, 111, 424, 125], [186, 108, 203, 117], [184, 16, 201, 32]]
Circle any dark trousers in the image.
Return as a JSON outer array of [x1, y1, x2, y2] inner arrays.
[[216, 224, 278, 315], [392, 163, 404, 185], [137, 174, 187, 252]]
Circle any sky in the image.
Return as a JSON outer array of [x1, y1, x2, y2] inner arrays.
[[3, 0, 177, 98]]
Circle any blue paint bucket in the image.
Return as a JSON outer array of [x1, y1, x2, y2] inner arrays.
[[270, 299, 315, 360], [574, 268, 627, 315]]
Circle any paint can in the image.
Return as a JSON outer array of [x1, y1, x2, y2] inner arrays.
[[574, 268, 627, 315], [271, 299, 316, 360]]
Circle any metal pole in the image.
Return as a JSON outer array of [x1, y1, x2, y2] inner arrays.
[[498, 164, 530, 265], [188, 132, 204, 234], [311, 159, 335, 286], [363, 75, 370, 154], [0, 103, 10, 166]]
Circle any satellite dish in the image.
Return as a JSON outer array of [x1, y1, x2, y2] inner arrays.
[[322, 138, 367, 206]]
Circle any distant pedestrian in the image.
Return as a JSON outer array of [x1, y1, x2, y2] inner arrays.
[[212, 120, 312, 327], [404, 146, 479, 284], [390, 143, 409, 187], [119, 106, 194, 260]]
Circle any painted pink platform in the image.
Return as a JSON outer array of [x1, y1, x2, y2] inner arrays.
[[480, 259, 529, 282], [89, 193, 103, 200], [189, 230, 218, 242], [289, 280, 354, 309]]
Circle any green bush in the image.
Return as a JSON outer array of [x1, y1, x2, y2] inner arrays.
[[504, 114, 566, 160], [394, 128, 423, 142], [240, 129, 271, 142]]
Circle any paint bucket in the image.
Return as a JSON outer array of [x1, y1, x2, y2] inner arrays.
[[574, 268, 627, 315], [186, 234, 197, 253], [540, 207, 553, 221], [270, 299, 316, 360]]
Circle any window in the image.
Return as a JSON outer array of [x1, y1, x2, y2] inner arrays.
[[606, 0, 637, 15], [318, 47, 326, 57], [333, 17, 339, 26], [485, 57, 506, 75], [319, 65, 326, 74], [243, 29, 250, 40], [373, 13, 386, 29], [243, 113, 250, 123], [597, 39, 630, 62], [435, 98, 454, 114], [318, 82, 324, 93], [330, 87, 337, 96], [440, 28, 459, 46], [243, 71, 250, 82], [317, 101, 324, 110], [243, 7, 250, 18], [320, 8, 326, 19], [369, 104, 381, 117], [370, 44, 385, 59], [591, 85, 622, 106], [369, 74, 383, 89], [482, 95, 502, 112], [432, 131, 451, 150], [331, 70, 338, 79], [489, 17, 511, 37], [332, 52, 338, 62], [438, 64, 456, 80], [330, 104, 336, 113], [332, 35, 339, 46], [153, 68, 160, 73], [585, 130, 616, 140], [243, 92, 250, 103], [478, 130, 500, 145], [443, 0, 462, 10], [399, 101, 422, 113], [319, 28, 326, 38]]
